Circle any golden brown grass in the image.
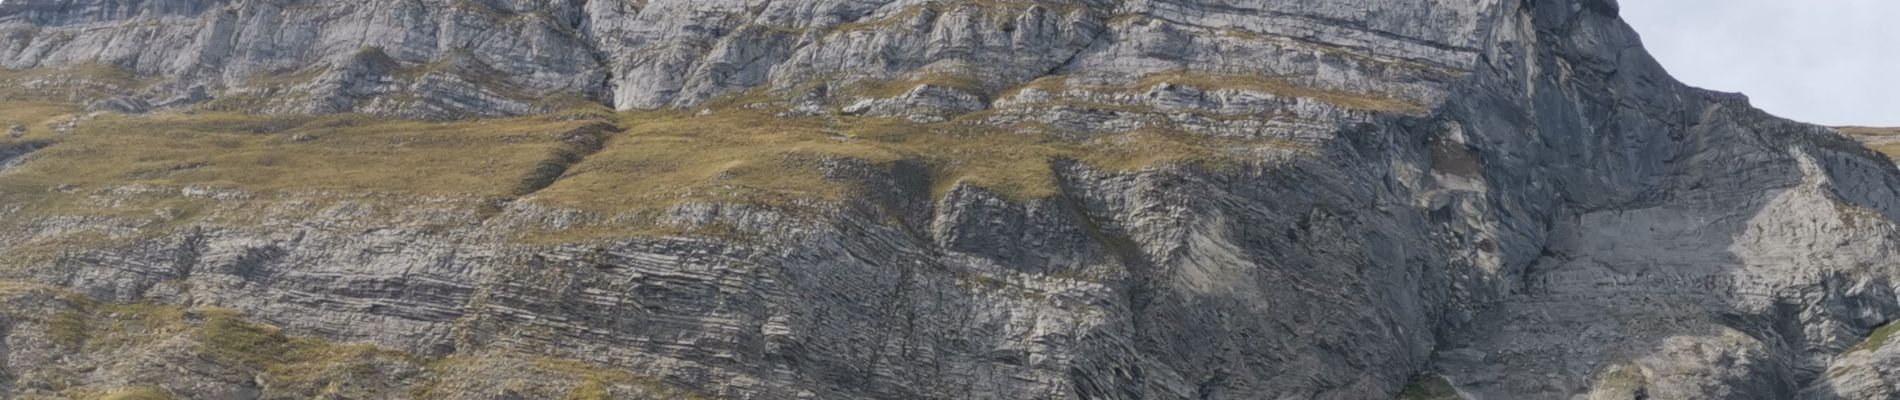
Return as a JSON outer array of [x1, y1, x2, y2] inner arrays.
[[0, 96, 1301, 243], [0, 63, 151, 103], [1840, 126, 1900, 161], [96, 387, 174, 400], [5, 281, 695, 399], [1869, 145, 1900, 160], [531, 108, 1298, 213], [0, 108, 615, 252], [21, 287, 397, 398], [1840, 126, 1900, 136], [0, 102, 83, 142], [533, 357, 711, 400], [1, 111, 600, 199], [412, 352, 711, 400], [529, 110, 888, 210], [845, 71, 992, 99]]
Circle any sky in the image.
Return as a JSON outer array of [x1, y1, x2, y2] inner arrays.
[[1619, 1, 1900, 127]]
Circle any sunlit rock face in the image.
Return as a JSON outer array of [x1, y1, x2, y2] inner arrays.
[[3, 0, 1900, 399]]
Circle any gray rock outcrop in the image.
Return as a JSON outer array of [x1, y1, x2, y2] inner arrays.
[[1, 0, 1899, 399]]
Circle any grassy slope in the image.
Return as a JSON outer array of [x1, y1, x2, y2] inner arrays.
[[1842, 126, 1900, 160], [536, 109, 1299, 210], [4, 281, 700, 399], [3, 112, 600, 199], [0, 101, 1304, 245], [0, 60, 1344, 251]]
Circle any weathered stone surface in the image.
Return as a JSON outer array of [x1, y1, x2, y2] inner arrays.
[[85, 96, 150, 113], [1, 0, 1469, 120], [2, 0, 1900, 399], [1805, 322, 1900, 399]]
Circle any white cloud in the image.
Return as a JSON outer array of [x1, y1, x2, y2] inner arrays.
[[1620, 0, 1900, 126]]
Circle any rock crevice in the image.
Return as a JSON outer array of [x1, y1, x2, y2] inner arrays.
[[2, 0, 1900, 399]]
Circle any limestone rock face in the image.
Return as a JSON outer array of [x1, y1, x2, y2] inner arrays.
[[3, 0, 1900, 399], [2, 0, 1470, 118]]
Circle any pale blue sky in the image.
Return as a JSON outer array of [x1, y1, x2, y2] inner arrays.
[[1621, 1, 1899, 127]]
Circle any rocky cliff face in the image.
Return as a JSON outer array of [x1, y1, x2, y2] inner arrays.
[[2, 0, 1900, 399]]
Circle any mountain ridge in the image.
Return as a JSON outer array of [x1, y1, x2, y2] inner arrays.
[[4, 0, 1900, 399]]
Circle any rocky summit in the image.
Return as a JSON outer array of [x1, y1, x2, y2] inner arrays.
[[1, 0, 1898, 399]]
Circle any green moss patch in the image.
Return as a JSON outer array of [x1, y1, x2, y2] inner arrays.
[[1846, 320, 1900, 354], [1395, 374, 1459, 400]]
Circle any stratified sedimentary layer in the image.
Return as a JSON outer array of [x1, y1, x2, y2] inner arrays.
[[2, 0, 1900, 399]]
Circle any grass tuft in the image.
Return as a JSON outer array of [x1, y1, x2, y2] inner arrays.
[[0, 63, 150, 103], [1394, 374, 1459, 400], [96, 387, 173, 400], [1846, 320, 1900, 354], [195, 308, 296, 365]]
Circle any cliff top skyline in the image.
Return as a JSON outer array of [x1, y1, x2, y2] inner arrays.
[[1624, 0, 1900, 126]]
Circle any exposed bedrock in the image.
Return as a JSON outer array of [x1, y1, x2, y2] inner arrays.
[[2, 0, 1900, 399]]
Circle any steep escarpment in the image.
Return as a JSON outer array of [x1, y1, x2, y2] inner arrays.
[[2, 0, 1465, 118], [2, 0, 1899, 399]]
